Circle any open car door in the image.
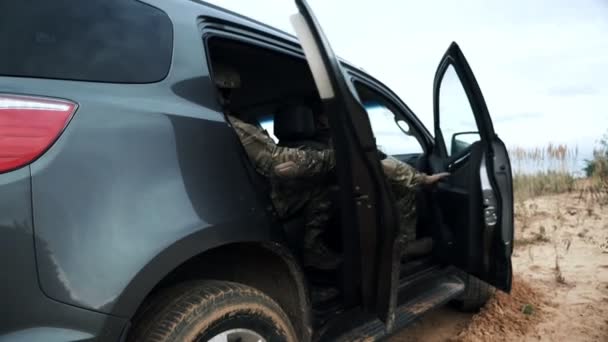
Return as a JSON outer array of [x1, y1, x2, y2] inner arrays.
[[430, 42, 513, 291], [291, 0, 401, 325]]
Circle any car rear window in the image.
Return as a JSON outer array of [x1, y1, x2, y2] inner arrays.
[[0, 0, 173, 83]]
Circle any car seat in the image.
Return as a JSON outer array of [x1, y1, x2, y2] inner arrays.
[[274, 103, 327, 150], [272, 103, 340, 255]]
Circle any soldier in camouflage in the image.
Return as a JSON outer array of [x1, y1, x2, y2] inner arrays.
[[228, 114, 339, 269], [315, 112, 447, 256], [216, 65, 448, 269], [229, 114, 448, 268]]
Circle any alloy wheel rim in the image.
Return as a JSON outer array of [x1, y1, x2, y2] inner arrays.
[[207, 328, 266, 342]]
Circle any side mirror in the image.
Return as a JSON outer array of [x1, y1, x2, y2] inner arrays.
[[451, 131, 480, 156]]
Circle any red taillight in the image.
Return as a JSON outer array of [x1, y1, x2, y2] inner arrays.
[[0, 94, 77, 173]]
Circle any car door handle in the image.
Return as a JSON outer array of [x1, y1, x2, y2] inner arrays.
[[447, 153, 470, 171]]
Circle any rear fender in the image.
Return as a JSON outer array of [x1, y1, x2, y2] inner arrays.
[[121, 239, 312, 342]]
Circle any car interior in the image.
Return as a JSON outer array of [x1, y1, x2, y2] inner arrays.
[[205, 36, 446, 327]]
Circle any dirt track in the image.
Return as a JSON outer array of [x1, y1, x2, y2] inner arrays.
[[390, 192, 608, 341]]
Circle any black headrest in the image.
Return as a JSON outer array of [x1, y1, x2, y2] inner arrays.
[[274, 104, 316, 141]]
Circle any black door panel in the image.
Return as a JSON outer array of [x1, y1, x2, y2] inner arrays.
[[487, 139, 514, 291], [432, 42, 513, 292], [432, 142, 482, 269], [292, 0, 400, 324]]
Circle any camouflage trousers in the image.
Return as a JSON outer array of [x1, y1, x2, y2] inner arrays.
[[296, 178, 417, 253], [388, 180, 418, 244], [270, 180, 333, 252], [301, 187, 333, 252], [381, 157, 422, 243], [273, 157, 421, 256]]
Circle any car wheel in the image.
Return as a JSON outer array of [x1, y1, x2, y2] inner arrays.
[[128, 280, 297, 342], [452, 274, 495, 312]]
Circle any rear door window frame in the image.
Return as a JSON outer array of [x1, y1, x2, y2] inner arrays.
[[348, 73, 433, 154]]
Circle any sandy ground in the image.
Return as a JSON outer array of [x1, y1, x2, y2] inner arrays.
[[390, 192, 608, 341]]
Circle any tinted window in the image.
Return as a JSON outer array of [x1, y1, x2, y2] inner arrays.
[[437, 65, 480, 156], [0, 0, 172, 83]]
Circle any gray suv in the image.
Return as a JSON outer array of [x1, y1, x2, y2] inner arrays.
[[0, 0, 513, 341]]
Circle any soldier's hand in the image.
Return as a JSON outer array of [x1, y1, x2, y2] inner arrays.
[[274, 161, 298, 179], [422, 172, 450, 185]]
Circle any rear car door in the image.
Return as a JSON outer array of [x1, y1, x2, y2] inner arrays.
[[291, 0, 401, 324], [429, 42, 513, 291]]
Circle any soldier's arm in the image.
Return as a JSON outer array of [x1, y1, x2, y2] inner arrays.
[[228, 114, 335, 180], [228, 115, 278, 178], [382, 156, 449, 188], [271, 146, 335, 180], [381, 156, 426, 188]]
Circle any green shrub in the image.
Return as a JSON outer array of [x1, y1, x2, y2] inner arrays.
[[583, 132, 608, 203], [584, 132, 608, 178]]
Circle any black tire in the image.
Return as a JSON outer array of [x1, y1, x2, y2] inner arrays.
[[128, 280, 297, 342], [452, 274, 495, 312]]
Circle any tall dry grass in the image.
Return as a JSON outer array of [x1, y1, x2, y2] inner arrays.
[[510, 144, 579, 271], [509, 144, 578, 201]]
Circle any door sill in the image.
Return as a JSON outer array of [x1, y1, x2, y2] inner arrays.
[[318, 267, 465, 341], [399, 255, 436, 279]]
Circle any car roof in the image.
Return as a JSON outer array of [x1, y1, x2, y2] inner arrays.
[[191, 0, 362, 69], [179, 0, 417, 121], [194, 1, 296, 42]]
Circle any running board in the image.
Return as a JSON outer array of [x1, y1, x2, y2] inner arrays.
[[325, 269, 465, 341]]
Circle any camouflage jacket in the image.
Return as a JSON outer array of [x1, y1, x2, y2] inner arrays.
[[381, 156, 425, 198], [227, 115, 424, 216], [228, 115, 335, 216]]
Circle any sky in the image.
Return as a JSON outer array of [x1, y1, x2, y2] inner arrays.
[[206, 0, 608, 167]]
